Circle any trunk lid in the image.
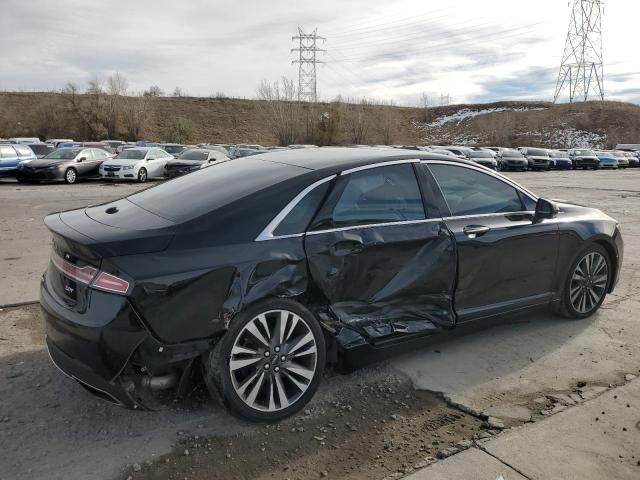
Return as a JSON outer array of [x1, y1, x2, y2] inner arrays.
[[44, 199, 177, 310]]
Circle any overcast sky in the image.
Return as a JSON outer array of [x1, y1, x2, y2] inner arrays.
[[1, 0, 638, 105]]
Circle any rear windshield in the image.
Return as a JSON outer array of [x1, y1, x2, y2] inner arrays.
[[127, 158, 308, 222], [117, 150, 146, 160], [164, 145, 185, 153], [178, 150, 209, 161]]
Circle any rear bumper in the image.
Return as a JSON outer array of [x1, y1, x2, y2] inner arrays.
[[40, 272, 149, 408]]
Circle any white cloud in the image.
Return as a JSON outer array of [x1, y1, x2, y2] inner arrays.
[[0, 0, 637, 104]]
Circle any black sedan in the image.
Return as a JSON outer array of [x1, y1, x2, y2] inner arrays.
[[16, 147, 111, 183], [164, 148, 230, 178], [40, 148, 623, 421]]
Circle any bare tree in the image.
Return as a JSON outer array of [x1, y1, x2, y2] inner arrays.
[[143, 85, 164, 97], [346, 102, 370, 144], [164, 116, 194, 143], [173, 86, 185, 97], [107, 73, 128, 96], [121, 97, 151, 141], [63, 82, 108, 140], [256, 77, 302, 146]]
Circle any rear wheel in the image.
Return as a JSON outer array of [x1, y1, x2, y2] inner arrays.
[[137, 167, 148, 183], [560, 244, 611, 319], [203, 299, 326, 422], [64, 168, 77, 184]]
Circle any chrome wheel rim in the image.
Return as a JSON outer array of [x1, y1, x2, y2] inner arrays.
[[139, 169, 147, 182], [570, 252, 608, 314], [229, 309, 318, 412], [66, 169, 76, 183]]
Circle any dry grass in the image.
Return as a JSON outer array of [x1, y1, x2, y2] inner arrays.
[[1, 92, 638, 148]]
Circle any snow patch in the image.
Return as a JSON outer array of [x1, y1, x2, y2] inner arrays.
[[430, 107, 547, 128]]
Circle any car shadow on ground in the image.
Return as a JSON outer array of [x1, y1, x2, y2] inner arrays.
[[0, 309, 595, 480], [0, 347, 247, 480]]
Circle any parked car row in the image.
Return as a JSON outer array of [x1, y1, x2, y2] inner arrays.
[[416, 145, 640, 171], [3, 137, 640, 185]]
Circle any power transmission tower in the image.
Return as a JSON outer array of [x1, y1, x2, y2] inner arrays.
[[554, 0, 605, 103], [292, 28, 325, 102]]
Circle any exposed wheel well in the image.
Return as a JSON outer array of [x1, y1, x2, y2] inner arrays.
[[594, 239, 618, 293]]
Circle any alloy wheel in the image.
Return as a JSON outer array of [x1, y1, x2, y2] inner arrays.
[[228, 309, 318, 413], [569, 252, 608, 314], [65, 168, 77, 184], [138, 168, 147, 183]]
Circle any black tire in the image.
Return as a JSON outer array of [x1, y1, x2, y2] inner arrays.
[[559, 243, 611, 319], [64, 168, 78, 184], [203, 298, 326, 422], [137, 167, 148, 183]]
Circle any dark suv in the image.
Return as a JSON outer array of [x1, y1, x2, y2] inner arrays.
[[569, 149, 599, 170]]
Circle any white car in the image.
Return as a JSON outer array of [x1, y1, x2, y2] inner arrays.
[[100, 147, 173, 183]]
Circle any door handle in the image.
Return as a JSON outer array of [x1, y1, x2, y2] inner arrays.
[[330, 239, 364, 256], [463, 225, 491, 238]]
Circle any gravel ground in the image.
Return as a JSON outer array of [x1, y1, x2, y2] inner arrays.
[[1, 170, 640, 480]]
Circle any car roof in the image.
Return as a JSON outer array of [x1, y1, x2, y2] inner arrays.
[[248, 146, 475, 174]]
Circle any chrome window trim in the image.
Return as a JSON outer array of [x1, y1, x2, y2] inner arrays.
[[422, 159, 539, 204], [340, 158, 420, 175], [306, 218, 440, 236], [255, 175, 337, 241], [255, 159, 424, 242], [443, 211, 536, 221]]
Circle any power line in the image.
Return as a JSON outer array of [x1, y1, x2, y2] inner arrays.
[[554, 0, 604, 103], [291, 27, 326, 102]]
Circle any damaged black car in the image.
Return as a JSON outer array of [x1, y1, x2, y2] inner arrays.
[[40, 148, 623, 421]]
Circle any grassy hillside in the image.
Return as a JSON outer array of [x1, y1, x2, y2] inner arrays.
[[0, 91, 638, 149]]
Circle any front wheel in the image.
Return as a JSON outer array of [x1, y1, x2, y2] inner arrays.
[[64, 168, 77, 184], [560, 244, 611, 319], [203, 299, 326, 422], [137, 167, 148, 183]]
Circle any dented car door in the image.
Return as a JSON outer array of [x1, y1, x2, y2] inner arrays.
[[304, 161, 457, 339]]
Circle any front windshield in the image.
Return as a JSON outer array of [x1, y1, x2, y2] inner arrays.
[[574, 149, 595, 156], [164, 145, 185, 154], [178, 150, 209, 161], [598, 154, 614, 159], [528, 149, 549, 156], [550, 151, 569, 158], [470, 151, 493, 158], [116, 150, 146, 160], [502, 150, 524, 158], [44, 149, 81, 160], [30, 144, 54, 155]]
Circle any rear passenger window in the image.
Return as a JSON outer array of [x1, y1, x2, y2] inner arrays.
[[14, 145, 32, 157], [429, 164, 525, 216], [329, 163, 425, 227], [273, 181, 331, 236], [0, 145, 16, 158]]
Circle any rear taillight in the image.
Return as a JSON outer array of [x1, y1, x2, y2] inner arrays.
[[92, 272, 130, 294], [50, 251, 98, 285], [50, 251, 130, 295]]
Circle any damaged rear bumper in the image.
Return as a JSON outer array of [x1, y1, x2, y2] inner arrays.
[[40, 273, 210, 409]]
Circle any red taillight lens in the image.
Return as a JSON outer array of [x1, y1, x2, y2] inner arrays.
[[92, 272, 130, 294], [50, 251, 130, 295], [50, 251, 98, 285]]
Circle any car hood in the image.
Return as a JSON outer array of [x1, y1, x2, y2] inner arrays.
[[527, 155, 549, 160], [574, 155, 598, 160], [22, 159, 69, 168]]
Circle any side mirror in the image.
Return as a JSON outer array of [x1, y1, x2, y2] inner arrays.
[[77, 156, 86, 162], [534, 198, 559, 220]]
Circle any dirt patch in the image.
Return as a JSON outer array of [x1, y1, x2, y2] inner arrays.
[[0, 303, 44, 353], [121, 376, 485, 480]]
